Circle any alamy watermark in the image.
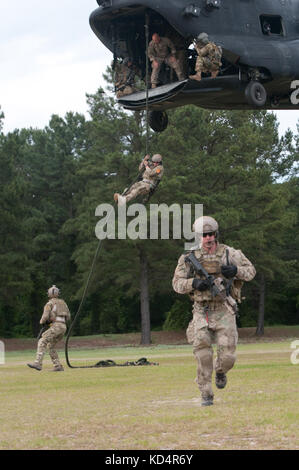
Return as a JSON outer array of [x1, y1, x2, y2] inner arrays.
[[290, 81, 299, 105], [290, 340, 299, 365], [0, 340, 5, 365], [95, 203, 203, 250]]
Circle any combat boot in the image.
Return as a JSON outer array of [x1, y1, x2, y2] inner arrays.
[[27, 362, 42, 371], [189, 73, 202, 82], [215, 372, 227, 389], [201, 393, 214, 407], [51, 365, 64, 372]]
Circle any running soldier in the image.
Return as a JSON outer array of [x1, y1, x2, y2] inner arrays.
[[172, 216, 256, 406]]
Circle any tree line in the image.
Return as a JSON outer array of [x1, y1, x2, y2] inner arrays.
[[0, 83, 298, 341]]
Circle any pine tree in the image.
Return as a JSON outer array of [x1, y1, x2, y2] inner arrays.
[[154, 107, 297, 332], [0, 129, 32, 336]]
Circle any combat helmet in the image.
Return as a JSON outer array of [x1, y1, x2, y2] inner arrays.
[[193, 216, 219, 236], [151, 154, 163, 163], [196, 32, 209, 45], [48, 285, 60, 298]]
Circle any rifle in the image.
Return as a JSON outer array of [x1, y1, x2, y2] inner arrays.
[[185, 252, 226, 299], [115, 68, 136, 93], [37, 322, 51, 341], [185, 252, 238, 314]]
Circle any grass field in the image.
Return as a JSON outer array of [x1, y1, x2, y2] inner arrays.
[[1, 341, 299, 450]]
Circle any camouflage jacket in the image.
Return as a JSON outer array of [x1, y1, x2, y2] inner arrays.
[[148, 37, 176, 61], [172, 243, 255, 304], [142, 164, 164, 186], [40, 298, 71, 324], [195, 42, 222, 66]]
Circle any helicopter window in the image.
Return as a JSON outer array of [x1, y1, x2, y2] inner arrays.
[[260, 15, 284, 36]]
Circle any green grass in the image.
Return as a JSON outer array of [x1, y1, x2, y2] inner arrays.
[[1, 341, 298, 450]]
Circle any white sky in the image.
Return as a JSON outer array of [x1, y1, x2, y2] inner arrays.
[[1, 1, 298, 136]]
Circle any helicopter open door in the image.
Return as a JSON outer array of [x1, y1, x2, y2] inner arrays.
[[95, 8, 244, 131], [90, 1, 299, 132]]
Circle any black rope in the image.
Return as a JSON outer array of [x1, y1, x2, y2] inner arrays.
[[94, 357, 159, 367], [64, 205, 115, 369], [64, 171, 154, 369], [145, 12, 150, 155], [65, 16, 153, 369]]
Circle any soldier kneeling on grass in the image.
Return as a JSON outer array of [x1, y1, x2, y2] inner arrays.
[[172, 216, 256, 406], [27, 285, 71, 372]]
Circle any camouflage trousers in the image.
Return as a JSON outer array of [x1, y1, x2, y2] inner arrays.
[[151, 56, 185, 86], [195, 56, 220, 75], [125, 181, 151, 203], [186, 301, 238, 398], [35, 322, 66, 368]]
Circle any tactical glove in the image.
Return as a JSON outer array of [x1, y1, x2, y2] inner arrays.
[[221, 264, 237, 279], [192, 278, 210, 291]]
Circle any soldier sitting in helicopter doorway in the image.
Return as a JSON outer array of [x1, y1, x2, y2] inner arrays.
[[189, 32, 222, 82], [114, 57, 140, 98]]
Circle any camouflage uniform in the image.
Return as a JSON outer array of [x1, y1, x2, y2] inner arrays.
[[148, 36, 186, 87], [29, 295, 71, 371], [114, 62, 138, 98], [164, 28, 190, 78], [125, 162, 164, 203], [172, 243, 255, 402], [194, 41, 222, 77]]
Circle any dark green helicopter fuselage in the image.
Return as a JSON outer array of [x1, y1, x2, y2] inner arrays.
[[90, 0, 299, 119]]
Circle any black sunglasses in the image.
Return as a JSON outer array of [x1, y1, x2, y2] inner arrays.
[[202, 232, 216, 237]]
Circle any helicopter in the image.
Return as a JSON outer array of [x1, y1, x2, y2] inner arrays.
[[90, 0, 299, 132]]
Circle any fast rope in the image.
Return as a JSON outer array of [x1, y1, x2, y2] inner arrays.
[[145, 12, 150, 155], [64, 174, 153, 368], [64, 187, 158, 368], [64, 204, 115, 369], [64, 15, 153, 369]]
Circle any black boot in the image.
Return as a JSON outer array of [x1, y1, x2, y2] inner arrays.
[[201, 394, 214, 407], [215, 372, 227, 389]]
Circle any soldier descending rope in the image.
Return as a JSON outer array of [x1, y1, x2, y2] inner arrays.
[[114, 154, 164, 206]]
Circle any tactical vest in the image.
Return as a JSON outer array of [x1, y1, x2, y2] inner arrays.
[[142, 164, 164, 186], [48, 298, 69, 322], [197, 43, 222, 67], [187, 245, 243, 303]]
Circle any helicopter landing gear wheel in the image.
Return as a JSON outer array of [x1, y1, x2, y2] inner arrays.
[[148, 110, 168, 133], [245, 81, 267, 107]]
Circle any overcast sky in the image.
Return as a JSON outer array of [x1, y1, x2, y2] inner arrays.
[[1, 0, 298, 136]]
